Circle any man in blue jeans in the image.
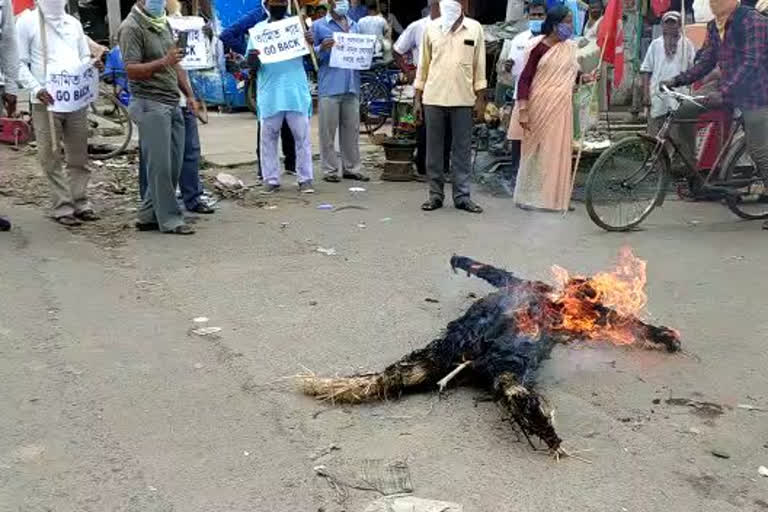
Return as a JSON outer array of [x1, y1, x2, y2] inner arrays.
[[120, 0, 198, 234], [138, 98, 214, 214]]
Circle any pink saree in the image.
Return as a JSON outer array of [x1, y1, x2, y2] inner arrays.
[[508, 38, 579, 212]]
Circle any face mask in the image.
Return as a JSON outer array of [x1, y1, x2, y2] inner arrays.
[[38, 0, 67, 21], [144, 0, 167, 17], [334, 0, 350, 16], [528, 19, 543, 34], [269, 5, 288, 19], [556, 22, 573, 40], [439, 0, 462, 33]]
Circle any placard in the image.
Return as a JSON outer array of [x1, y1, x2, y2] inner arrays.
[[168, 16, 213, 70], [45, 62, 99, 113], [248, 16, 310, 64], [329, 33, 376, 70]]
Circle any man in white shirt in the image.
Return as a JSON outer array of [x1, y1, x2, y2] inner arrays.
[[380, 0, 402, 38], [640, 11, 695, 137], [495, 0, 546, 106], [1, 0, 20, 118], [357, 0, 389, 60], [0, 0, 19, 232], [17, 0, 100, 226], [393, 0, 441, 178]]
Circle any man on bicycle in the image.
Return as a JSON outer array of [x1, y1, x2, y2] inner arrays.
[[663, 0, 768, 229]]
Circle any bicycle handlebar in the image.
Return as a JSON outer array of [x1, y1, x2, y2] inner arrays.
[[659, 84, 707, 107]]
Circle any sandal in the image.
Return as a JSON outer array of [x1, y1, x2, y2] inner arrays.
[[167, 225, 196, 235], [456, 201, 484, 214], [75, 210, 100, 222], [342, 172, 370, 182], [323, 175, 341, 183], [421, 199, 443, 211], [55, 215, 82, 227]]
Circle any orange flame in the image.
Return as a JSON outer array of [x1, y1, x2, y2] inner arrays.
[[551, 247, 648, 345], [510, 247, 650, 346]]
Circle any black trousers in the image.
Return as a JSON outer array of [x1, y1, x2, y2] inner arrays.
[[416, 120, 452, 175]]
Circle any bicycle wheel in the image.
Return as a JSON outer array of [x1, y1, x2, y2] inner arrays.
[[585, 136, 669, 232], [359, 80, 389, 135], [723, 136, 768, 220], [88, 92, 133, 160]]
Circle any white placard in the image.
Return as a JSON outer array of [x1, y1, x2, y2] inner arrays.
[[248, 17, 310, 64], [45, 62, 99, 113], [329, 32, 376, 70], [168, 16, 213, 70]]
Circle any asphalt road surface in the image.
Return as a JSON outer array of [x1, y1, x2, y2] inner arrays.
[[2, 177, 767, 512]]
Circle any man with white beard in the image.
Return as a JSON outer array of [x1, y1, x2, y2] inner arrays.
[[16, 0, 101, 226]]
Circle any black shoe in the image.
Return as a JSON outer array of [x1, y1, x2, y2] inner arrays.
[[188, 203, 215, 214], [342, 172, 370, 182], [0, 216, 11, 231], [136, 221, 160, 232], [261, 183, 281, 194], [456, 200, 483, 214], [421, 199, 443, 211], [323, 174, 341, 183]]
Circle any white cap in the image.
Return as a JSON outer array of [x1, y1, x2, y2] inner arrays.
[[662, 11, 682, 23]]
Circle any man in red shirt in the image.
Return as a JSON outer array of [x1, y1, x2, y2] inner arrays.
[[664, 0, 768, 229]]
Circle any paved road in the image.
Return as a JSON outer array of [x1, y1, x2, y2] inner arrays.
[[1, 179, 767, 512]]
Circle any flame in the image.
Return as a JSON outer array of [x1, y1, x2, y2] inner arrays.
[[551, 247, 648, 345], [510, 247, 650, 346]]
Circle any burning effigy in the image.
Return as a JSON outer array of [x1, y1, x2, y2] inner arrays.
[[299, 249, 681, 457]]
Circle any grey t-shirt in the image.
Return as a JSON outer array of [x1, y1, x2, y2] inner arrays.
[[118, 7, 179, 106]]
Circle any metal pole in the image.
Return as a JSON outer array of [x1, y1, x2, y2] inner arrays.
[[106, 0, 122, 45]]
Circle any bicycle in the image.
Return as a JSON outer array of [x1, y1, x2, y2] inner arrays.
[[359, 63, 402, 135], [88, 57, 133, 161], [584, 86, 767, 231]]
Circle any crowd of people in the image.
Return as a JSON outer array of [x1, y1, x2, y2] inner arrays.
[[1, 0, 768, 232]]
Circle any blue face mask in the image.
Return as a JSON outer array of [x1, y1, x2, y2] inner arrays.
[[556, 22, 573, 40], [528, 19, 543, 34], [334, 0, 350, 16], [144, 0, 167, 17]]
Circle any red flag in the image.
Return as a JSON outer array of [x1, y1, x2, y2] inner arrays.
[[597, 0, 625, 86]]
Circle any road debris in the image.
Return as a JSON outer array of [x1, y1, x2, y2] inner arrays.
[[316, 247, 337, 256], [357, 222, 367, 229], [424, 298, 440, 304], [333, 205, 369, 212], [759, 466, 768, 477], [364, 497, 463, 512], [314, 459, 413, 500], [192, 326, 222, 337], [193, 317, 209, 324], [379, 217, 392, 222], [317, 204, 334, 210], [710, 449, 730, 459], [193, 363, 205, 370], [215, 172, 245, 190], [349, 187, 367, 193], [310, 443, 341, 461], [737, 404, 767, 412], [665, 398, 724, 418]]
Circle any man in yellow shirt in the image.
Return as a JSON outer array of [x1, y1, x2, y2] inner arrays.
[[414, 0, 486, 213]]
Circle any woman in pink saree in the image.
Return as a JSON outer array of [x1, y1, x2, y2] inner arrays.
[[508, 7, 595, 212]]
